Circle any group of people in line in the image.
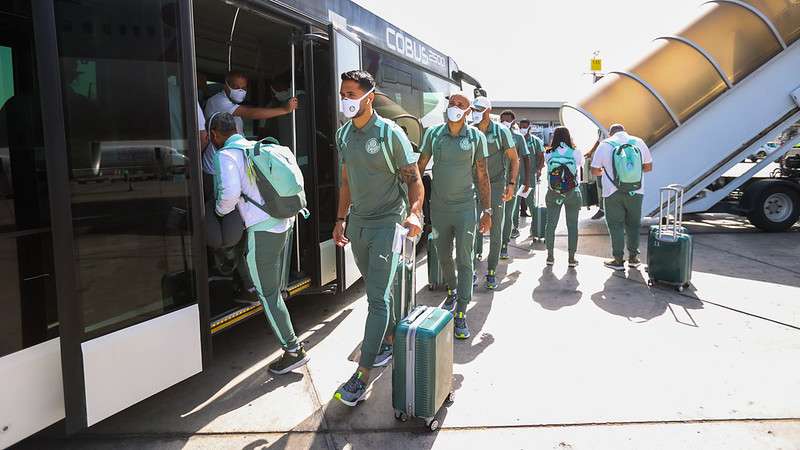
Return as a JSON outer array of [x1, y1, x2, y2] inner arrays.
[[201, 68, 654, 408]]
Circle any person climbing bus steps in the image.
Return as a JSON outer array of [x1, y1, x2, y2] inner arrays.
[[544, 126, 584, 268], [331, 70, 425, 407]]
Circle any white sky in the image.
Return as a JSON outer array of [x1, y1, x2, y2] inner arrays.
[[352, 0, 706, 103]]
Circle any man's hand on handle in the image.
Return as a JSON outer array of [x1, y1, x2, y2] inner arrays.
[[402, 213, 423, 238]]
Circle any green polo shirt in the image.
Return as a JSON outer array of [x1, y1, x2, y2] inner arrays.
[[420, 123, 488, 212], [512, 129, 530, 161], [337, 112, 418, 226], [477, 121, 516, 184], [525, 133, 544, 158]]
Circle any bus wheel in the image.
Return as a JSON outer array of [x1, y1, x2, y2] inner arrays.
[[747, 184, 800, 232]]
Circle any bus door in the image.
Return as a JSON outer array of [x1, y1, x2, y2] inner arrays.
[[32, 0, 209, 433], [330, 17, 362, 293]]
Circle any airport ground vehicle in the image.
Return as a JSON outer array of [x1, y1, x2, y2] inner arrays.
[[562, 0, 800, 232], [0, 0, 480, 445]]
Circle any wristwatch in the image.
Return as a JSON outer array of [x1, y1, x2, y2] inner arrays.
[[482, 208, 493, 216]]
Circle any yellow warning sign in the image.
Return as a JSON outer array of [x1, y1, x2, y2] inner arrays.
[[591, 58, 602, 72]]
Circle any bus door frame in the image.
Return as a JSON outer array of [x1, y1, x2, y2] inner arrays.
[[329, 17, 363, 294]]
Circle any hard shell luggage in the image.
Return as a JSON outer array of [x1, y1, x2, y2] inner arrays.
[[392, 236, 454, 432], [426, 233, 444, 291], [647, 185, 693, 292], [531, 183, 547, 241]]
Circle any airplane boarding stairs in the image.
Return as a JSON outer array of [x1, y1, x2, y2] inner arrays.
[[562, 0, 800, 224]]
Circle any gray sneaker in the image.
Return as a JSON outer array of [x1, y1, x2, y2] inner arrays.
[[334, 372, 367, 406], [604, 259, 626, 271], [628, 256, 642, 268], [443, 289, 457, 312], [454, 311, 470, 340], [510, 228, 520, 239], [372, 343, 393, 368], [268, 345, 310, 375]]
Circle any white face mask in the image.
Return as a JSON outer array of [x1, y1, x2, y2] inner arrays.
[[501, 121, 513, 128], [271, 87, 292, 102], [520, 127, 530, 135], [447, 105, 469, 123], [226, 83, 247, 104], [340, 87, 374, 119], [470, 110, 485, 124]]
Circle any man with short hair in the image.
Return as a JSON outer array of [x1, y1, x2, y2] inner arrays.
[[499, 110, 530, 255], [332, 70, 424, 406], [210, 112, 308, 375], [202, 71, 298, 175], [517, 118, 545, 231], [591, 123, 653, 270], [416, 92, 492, 340], [472, 97, 519, 289]]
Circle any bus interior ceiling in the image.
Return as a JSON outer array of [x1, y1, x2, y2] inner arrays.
[[194, 0, 298, 120]]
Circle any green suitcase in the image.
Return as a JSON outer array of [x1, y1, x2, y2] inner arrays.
[[392, 236, 454, 431], [392, 306, 454, 431], [647, 186, 693, 292], [426, 233, 444, 291]]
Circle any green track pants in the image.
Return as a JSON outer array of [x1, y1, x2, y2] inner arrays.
[[347, 223, 401, 368], [245, 226, 299, 351], [603, 191, 644, 260], [431, 205, 477, 312], [544, 188, 583, 257], [475, 181, 506, 272]]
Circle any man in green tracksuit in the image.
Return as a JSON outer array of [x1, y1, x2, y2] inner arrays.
[[332, 70, 424, 406], [499, 110, 530, 258], [517, 118, 545, 235], [471, 97, 519, 290], [591, 123, 654, 271], [416, 92, 492, 340]]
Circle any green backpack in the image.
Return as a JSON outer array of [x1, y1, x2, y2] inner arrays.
[[225, 137, 309, 219], [606, 139, 644, 193]]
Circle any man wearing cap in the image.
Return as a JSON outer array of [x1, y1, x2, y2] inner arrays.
[[498, 110, 530, 257], [517, 118, 545, 236], [471, 97, 519, 290], [332, 70, 425, 406], [416, 92, 492, 340]]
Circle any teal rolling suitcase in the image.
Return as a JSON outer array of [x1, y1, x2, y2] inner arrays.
[[647, 185, 693, 292], [393, 236, 454, 431], [427, 233, 444, 291]]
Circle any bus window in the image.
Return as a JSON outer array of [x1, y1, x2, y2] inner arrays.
[[54, 0, 196, 337], [363, 46, 458, 148]]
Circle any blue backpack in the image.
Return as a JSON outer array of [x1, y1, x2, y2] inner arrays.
[[606, 139, 643, 193], [547, 146, 578, 194]]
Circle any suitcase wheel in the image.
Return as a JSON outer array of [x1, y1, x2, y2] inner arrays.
[[394, 410, 408, 422], [447, 391, 455, 404], [647, 279, 655, 287], [677, 285, 686, 293], [426, 418, 440, 432]]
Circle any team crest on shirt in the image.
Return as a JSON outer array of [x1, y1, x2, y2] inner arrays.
[[459, 138, 471, 151], [365, 138, 381, 154]]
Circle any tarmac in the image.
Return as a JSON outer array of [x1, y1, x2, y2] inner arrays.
[[18, 207, 800, 450]]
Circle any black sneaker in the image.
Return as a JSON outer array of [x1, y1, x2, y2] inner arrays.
[[268, 345, 310, 375], [628, 256, 642, 268], [510, 228, 521, 239], [591, 210, 605, 220], [234, 288, 261, 306]]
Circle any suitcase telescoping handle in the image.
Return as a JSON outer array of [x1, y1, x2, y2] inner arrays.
[[658, 184, 685, 241], [399, 234, 417, 320]]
